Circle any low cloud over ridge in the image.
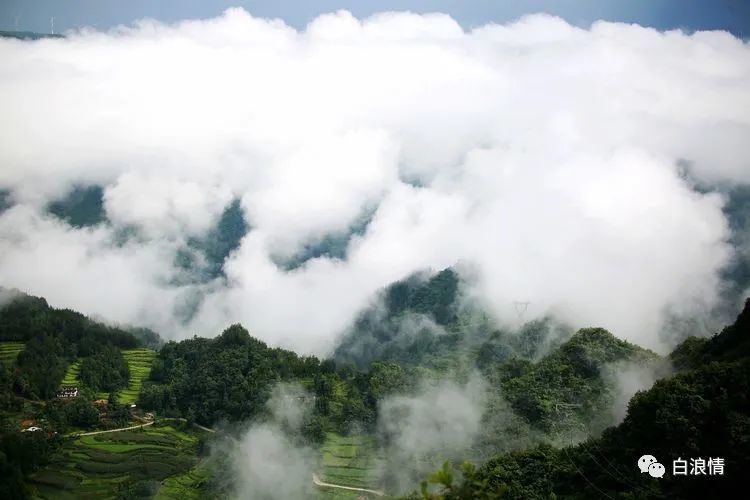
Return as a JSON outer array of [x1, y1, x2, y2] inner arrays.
[[0, 9, 748, 354]]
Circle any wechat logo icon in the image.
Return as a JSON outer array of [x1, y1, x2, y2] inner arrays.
[[638, 455, 665, 478]]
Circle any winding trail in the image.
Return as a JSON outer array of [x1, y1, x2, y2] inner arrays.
[[193, 423, 216, 433], [71, 418, 216, 438], [161, 417, 217, 433], [75, 421, 154, 437], [312, 473, 385, 497]]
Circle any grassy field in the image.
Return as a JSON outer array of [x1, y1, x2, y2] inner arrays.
[[0, 341, 24, 366], [317, 432, 384, 497], [27, 423, 208, 499], [120, 348, 156, 404]]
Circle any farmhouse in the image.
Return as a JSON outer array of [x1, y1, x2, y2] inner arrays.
[[56, 386, 79, 398]]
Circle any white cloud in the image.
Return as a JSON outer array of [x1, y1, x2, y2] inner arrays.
[[0, 9, 748, 353]]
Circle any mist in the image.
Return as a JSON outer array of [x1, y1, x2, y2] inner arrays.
[[604, 359, 673, 424], [217, 383, 317, 499], [0, 9, 749, 354], [229, 424, 315, 499], [377, 374, 486, 494]]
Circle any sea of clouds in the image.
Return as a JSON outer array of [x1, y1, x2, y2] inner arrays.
[[0, 9, 748, 354]]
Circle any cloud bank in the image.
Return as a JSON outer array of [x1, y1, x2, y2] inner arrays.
[[0, 9, 749, 353]]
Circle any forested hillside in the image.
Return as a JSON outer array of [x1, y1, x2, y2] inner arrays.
[[1, 281, 746, 499], [0, 289, 163, 498], [334, 268, 572, 369], [138, 324, 417, 438], [421, 299, 750, 499], [0, 289, 144, 399]]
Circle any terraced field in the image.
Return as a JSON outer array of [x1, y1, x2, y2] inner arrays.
[[120, 348, 156, 404], [0, 341, 24, 366], [27, 423, 207, 499], [60, 348, 156, 402], [318, 489, 380, 500], [155, 465, 212, 499], [61, 360, 81, 386], [318, 432, 384, 496]]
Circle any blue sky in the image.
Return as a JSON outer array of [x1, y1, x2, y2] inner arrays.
[[2, 0, 749, 37]]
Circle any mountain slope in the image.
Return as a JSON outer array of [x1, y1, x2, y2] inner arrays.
[[334, 268, 571, 370], [431, 299, 750, 499]]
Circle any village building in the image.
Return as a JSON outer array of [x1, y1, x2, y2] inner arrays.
[[56, 386, 79, 398]]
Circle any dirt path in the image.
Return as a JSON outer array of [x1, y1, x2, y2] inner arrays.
[[160, 417, 216, 433], [193, 423, 216, 433], [75, 421, 154, 437], [312, 473, 385, 497]]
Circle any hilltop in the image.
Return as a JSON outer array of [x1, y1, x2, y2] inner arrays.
[[0, 31, 63, 40]]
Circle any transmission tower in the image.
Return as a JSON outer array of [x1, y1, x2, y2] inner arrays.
[[513, 301, 530, 319]]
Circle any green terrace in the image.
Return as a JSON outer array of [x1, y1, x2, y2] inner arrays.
[[27, 423, 209, 499], [61, 360, 81, 386], [58, 348, 156, 403], [0, 341, 24, 366], [120, 348, 157, 404], [318, 432, 384, 495]]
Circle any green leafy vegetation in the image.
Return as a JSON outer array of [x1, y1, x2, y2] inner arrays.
[[138, 325, 408, 440], [79, 345, 130, 393], [139, 324, 324, 425], [498, 327, 659, 434]]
